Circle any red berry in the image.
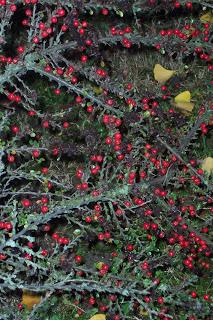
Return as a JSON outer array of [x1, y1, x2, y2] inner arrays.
[[32, 149, 40, 158], [85, 216, 92, 223], [17, 303, 23, 310], [5, 222, 12, 231], [17, 46, 25, 54], [174, 1, 181, 8], [75, 255, 82, 263], [191, 291, 197, 298], [89, 297, 96, 305], [98, 233, 105, 240], [43, 224, 50, 232], [57, 8, 66, 17], [101, 8, 109, 15], [10, 4, 17, 12], [52, 233, 59, 240], [63, 121, 69, 128], [11, 125, 20, 134], [126, 244, 134, 251], [157, 297, 164, 304], [22, 199, 31, 207], [41, 206, 49, 214], [7, 155, 15, 163], [41, 249, 48, 256]]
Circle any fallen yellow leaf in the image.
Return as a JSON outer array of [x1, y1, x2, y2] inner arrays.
[[201, 157, 213, 174], [154, 64, 175, 84], [96, 261, 104, 270], [93, 86, 103, 95], [175, 101, 194, 113], [200, 12, 213, 23], [174, 91, 194, 113], [175, 91, 191, 103], [140, 307, 149, 316], [22, 290, 42, 310], [89, 314, 106, 320]]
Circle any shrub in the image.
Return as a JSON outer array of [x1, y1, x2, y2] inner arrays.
[[0, 1, 212, 319]]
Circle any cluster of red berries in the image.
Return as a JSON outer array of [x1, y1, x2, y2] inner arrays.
[[0, 55, 18, 64], [96, 68, 107, 77], [190, 291, 211, 301], [200, 122, 208, 135], [76, 182, 89, 191], [110, 26, 133, 48], [7, 92, 21, 103], [103, 114, 122, 127], [174, 1, 192, 9], [99, 262, 110, 276], [52, 233, 70, 245], [0, 221, 13, 231], [97, 231, 111, 241], [104, 130, 132, 161], [21, 8, 67, 39]]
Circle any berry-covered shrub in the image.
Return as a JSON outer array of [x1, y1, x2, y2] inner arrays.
[[0, 1, 212, 319]]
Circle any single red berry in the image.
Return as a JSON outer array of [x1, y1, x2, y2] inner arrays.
[[85, 216, 92, 223], [89, 297, 96, 305], [157, 297, 164, 304], [11, 125, 20, 134], [57, 8, 66, 17], [63, 121, 69, 128], [5, 222, 13, 231], [101, 8, 109, 15], [10, 4, 17, 12], [126, 244, 134, 251], [75, 255, 82, 263], [98, 233, 105, 240], [17, 46, 25, 54], [41, 249, 48, 256], [26, 243, 33, 251], [22, 199, 31, 207], [7, 155, 15, 163], [43, 224, 50, 232], [52, 233, 59, 240], [191, 291, 197, 298], [17, 303, 23, 310], [41, 206, 49, 214], [32, 149, 40, 158]]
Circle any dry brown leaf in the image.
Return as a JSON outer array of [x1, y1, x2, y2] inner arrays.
[[200, 12, 213, 23], [22, 290, 42, 310]]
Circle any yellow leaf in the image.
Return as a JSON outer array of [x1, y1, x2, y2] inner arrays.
[[96, 261, 104, 270], [201, 157, 213, 174], [140, 308, 149, 316], [200, 12, 213, 23], [93, 86, 103, 95], [22, 290, 42, 310], [175, 91, 191, 103], [154, 64, 175, 84], [174, 91, 194, 113], [89, 314, 106, 320]]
